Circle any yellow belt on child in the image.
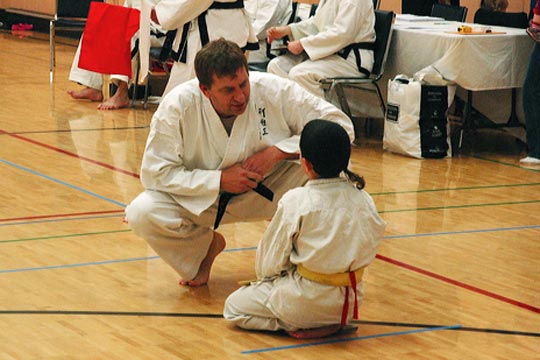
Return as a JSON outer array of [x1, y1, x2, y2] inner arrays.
[[296, 264, 365, 286], [296, 264, 366, 326]]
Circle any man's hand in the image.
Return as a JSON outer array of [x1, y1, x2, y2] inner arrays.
[[220, 164, 264, 194], [242, 146, 297, 176], [266, 26, 292, 44], [287, 40, 304, 55]]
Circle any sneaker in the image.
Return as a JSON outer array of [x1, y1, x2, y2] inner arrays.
[[527, 24, 540, 43], [519, 156, 540, 164]]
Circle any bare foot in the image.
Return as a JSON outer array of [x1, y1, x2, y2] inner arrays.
[[67, 87, 103, 102], [98, 82, 130, 110], [179, 232, 226, 287], [97, 92, 129, 110]]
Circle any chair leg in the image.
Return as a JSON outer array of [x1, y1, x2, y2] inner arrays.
[[457, 90, 474, 150], [49, 20, 55, 75], [143, 77, 150, 110], [334, 83, 353, 118], [506, 88, 521, 127]]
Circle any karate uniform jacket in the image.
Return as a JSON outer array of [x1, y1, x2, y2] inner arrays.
[[139, 71, 354, 216], [154, 0, 259, 63], [255, 178, 386, 327], [289, 0, 375, 72], [245, 0, 293, 63]]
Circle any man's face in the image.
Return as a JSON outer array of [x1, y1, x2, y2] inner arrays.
[[199, 67, 250, 118]]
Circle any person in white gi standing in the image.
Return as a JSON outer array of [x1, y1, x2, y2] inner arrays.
[[224, 119, 386, 338], [67, 0, 164, 110], [151, 0, 259, 96], [245, 0, 293, 64], [125, 39, 354, 287], [265, 0, 375, 98]]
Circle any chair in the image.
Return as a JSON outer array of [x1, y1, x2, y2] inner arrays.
[[431, 3, 468, 21], [402, 0, 459, 16], [373, 0, 380, 10], [50, 0, 104, 73], [319, 10, 394, 135], [473, 9, 528, 29]]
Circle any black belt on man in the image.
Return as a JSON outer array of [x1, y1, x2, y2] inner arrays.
[[214, 183, 274, 230]]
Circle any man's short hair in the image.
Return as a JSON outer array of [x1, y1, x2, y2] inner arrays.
[[195, 38, 248, 88]]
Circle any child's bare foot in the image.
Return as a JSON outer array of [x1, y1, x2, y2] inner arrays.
[[287, 324, 345, 339], [67, 87, 103, 102], [179, 232, 226, 287]]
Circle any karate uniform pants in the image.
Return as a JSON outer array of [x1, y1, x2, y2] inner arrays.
[[267, 52, 373, 98], [69, 33, 163, 91], [69, 37, 130, 90], [125, 161, 307, 281]]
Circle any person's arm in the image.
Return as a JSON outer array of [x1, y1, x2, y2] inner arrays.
[[242, 146, 297, 178], [273, 76, 355, 149], [293, 0, 373, 61], [255, 194, 297, 279]]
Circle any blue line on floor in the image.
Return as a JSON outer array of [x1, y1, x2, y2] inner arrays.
[[384, 224, 540, 239], [0, 158, 126, 207], [241, 324, 462, 354], [0, 214, 123, 227], [0, 248, 257, 274], [0, 256, 161, 274]]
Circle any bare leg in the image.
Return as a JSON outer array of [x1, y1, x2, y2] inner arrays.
[[97, 81, 130, 110], [179, 232, 226, 287], [67, 87, 104, 102]]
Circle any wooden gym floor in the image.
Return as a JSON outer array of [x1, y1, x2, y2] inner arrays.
[[0, 30, 539, 359]]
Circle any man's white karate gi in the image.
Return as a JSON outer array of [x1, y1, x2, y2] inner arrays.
[[125, 70, 354, 283]]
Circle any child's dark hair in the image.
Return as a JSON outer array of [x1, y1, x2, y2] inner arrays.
[[300, 119, 365, 189]]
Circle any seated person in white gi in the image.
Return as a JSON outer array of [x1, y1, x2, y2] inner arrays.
[[245, 0, 293, 64], [224, 119, 386, 338], [265, 0, 375, 98], [125, 38, 354, 287], [67, 0, 164, 110], [150, 0, 259, 96]]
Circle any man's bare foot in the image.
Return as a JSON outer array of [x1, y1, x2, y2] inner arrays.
[[97, 92, 130, 110], [179, 232, 226, 287], [67, 87, 103, 102], [97, 82, 130, 110]]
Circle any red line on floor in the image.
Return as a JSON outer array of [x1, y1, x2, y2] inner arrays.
[[3, 131, 140, 178], [0, 210, 125, 223], [376, 254, 540, 314]]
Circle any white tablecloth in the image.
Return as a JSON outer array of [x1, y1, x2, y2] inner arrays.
[[386, 15, 535, 91]]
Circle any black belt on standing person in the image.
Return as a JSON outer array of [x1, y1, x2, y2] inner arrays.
[[213, 183, 274, 230], [165, 0, 258, 63]]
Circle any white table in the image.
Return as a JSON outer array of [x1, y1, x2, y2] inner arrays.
[[382, 15, 535, 130], [387, 15, 534, 91]]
